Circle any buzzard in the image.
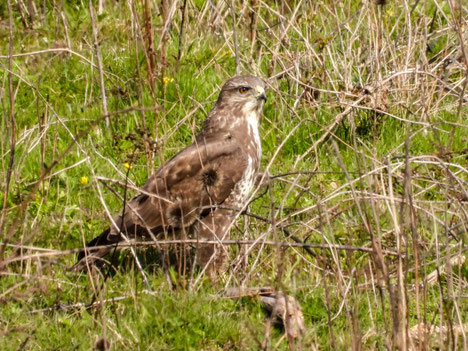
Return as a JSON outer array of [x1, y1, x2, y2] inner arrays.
[[74, 75, 267, 277]]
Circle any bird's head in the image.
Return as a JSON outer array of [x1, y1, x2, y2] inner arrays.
[[216, 75, 267, 114]]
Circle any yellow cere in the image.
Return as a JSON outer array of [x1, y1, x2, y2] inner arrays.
[[80, 176, 88, 185]]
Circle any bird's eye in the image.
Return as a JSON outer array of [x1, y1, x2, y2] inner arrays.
[[238, 86, 250, 94]]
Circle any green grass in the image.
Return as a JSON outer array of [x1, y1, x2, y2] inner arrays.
[[1, 0, 467, 349], [1, 272, 266, 350]]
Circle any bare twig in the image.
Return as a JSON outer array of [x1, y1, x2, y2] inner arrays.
[[89, 0, 109, 127], [143, 0, 156, 92], [176, 0, 188, 70], [0, 0, 18, 250]]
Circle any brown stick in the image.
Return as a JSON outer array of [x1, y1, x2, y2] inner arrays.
[[143, 0, 156, 93], [88, 0, 109, 127], [176, 0, 188, 70], [0, 0, 18, 256], [16, 0, 30, 29], [0, 239, 401, 268], [230, 0, 240, 76], [249, 0, 258, 54]]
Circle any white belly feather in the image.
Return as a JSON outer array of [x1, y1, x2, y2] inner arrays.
[[227, 107, 262, 206], [235, 156, 256, 204]]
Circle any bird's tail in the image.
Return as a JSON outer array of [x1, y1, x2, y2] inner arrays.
[[71, 227, 115, 271]]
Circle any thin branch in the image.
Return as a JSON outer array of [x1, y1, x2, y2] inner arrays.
[[89, 0, 109, 127], [230, 0, 240, 75], [0, 240, 400, 267], [176, 0, 188, 70], [0, 0, 18, 245]]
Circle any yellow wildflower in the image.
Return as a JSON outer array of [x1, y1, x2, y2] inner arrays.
[[163, 76, 174, 85], [80, 176, 88, 185], [123, 162, 133, 170]]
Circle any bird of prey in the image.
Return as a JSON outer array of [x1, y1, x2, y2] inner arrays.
[[74, 75, 267, 277]]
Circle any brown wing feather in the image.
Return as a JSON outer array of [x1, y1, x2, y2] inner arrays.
[[109, 137, 247, 239]]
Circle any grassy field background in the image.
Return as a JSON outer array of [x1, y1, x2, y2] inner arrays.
[[1, 0, 467, 349]]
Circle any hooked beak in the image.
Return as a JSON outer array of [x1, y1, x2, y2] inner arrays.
[[256, 89, 267, 103]]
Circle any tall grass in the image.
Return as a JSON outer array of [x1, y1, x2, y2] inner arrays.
[[0, 0, 467, 349]]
